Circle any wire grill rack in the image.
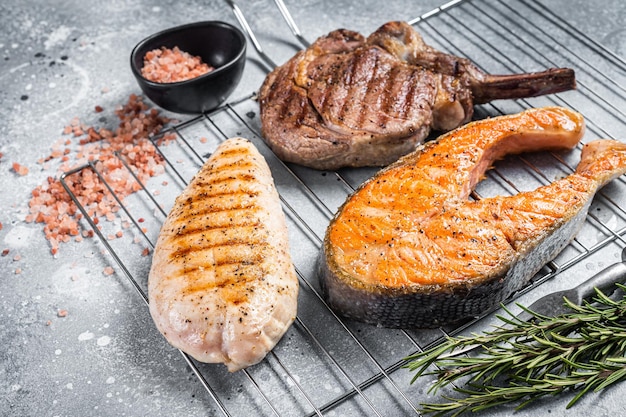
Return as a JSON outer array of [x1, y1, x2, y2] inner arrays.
[[60, 0, 626, 415]]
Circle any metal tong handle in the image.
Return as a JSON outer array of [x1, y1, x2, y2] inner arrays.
[[516, 246, 626, 321], [568, 246, 626, 304], [225, 0, 278, 69]]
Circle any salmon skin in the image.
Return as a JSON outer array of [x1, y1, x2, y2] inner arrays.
[[320, 107, 626, 328], [148, 137, 298, 372]]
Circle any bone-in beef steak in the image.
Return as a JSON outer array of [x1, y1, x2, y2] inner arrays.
[[258, 21, 576, 170]]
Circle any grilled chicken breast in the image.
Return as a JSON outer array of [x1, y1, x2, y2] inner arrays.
[[259, 21, 576, 170], [320, 107, 626, 328], [148, 137, 298, 372]]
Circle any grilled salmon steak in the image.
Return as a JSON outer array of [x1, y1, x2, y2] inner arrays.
[[320, 107, 626, 328], [148, 137, 299, 371], [259, 21, 576, 170]]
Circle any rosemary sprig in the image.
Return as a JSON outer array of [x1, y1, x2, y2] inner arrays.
[[405, 285, 626, 416]]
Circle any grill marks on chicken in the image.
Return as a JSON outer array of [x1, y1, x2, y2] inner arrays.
[[166, 161, 268, 273], [148, 137, 298, 372], [259, 21, 576, 170]]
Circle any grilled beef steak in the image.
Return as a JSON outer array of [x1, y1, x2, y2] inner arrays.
[[258, 21, 576, 170]]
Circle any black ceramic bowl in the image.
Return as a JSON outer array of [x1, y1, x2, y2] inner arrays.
[[130, 21, 246, 114]]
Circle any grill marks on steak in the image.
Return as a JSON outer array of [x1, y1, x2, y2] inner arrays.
[[258, 21, 576, 170], [306, 43, 437, 136]]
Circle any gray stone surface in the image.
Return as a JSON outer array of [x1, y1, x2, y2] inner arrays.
[[1, 1, 625, 416]]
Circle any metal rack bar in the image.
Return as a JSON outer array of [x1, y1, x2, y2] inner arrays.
[[520, 0, 626, 69], [220, 95, 427, 414], [199, 110, 390, 415], [462, 1, 626, 126], [59, 163, 233, 417], [225, 0, 277, 70], [271, 0, 310, 47]]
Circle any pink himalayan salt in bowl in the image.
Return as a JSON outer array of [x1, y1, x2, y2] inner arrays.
[[131, 21, 246, 114]]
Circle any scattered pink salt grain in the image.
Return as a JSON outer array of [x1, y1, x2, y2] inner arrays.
[[12, 162, 29, 176], [26, 94, 176, 255], [57, 309, 68, 317], [103, 266, 115, 276]]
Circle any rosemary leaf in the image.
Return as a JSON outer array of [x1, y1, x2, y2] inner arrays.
[[405, 286, 626, 415]]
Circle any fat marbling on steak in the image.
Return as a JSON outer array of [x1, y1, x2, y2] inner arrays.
[[258, 21, 576, 170]]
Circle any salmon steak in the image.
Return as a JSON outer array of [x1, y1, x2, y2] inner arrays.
[[320, 107, 626, 328], [259, 21, 576, 170], [148, 137, 299, 372]]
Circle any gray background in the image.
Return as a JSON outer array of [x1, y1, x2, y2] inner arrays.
[[2, 0, 626, 416]]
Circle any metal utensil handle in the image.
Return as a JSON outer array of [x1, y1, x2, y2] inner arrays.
[[572, 247, 626, 301]]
